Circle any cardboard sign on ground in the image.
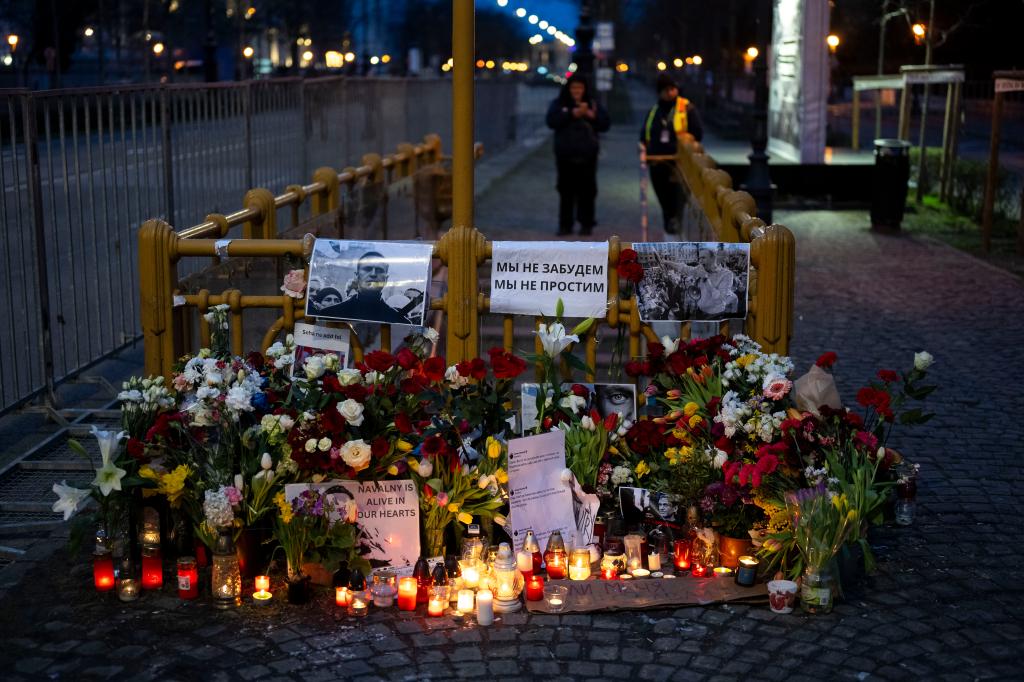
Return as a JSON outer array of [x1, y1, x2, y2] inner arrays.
[[525, 577, 768, 614]]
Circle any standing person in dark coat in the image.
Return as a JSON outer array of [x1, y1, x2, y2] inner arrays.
[[640, 74, 704, 235], [546, 74, 611, 236]]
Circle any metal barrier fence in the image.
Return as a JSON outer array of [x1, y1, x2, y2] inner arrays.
[[0, 76, 524, 415], [138, 136, 795, 380]]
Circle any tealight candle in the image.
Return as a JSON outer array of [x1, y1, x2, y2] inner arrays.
[[93, 553, 115, 592], [525, 575, 544, 601], [336, 586, 353, 607], [735, 555, 759, 587], [630, 568, 651, 579], [461, 562, 480, 589], [457, 588, 475, 614], [713, 566, 734, 578], [543, 584, 568, 613], [140, 528, 161, 547], [647, 553, 662, 572], [348, 595, 369, 617], [476, 589, 494, 626], [428, 587, 446, 617], [397, 577, 418, 611], [117, 577, 140, 602], [691, 563, 708, 578], [516, 549, 534, 580], [568, 548, 591, 581]]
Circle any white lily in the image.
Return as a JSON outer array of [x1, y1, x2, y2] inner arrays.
[[90, 427, 127, 497], [90, 426, 126, 464], [536, 322, 578, 357], [51, 481, 91, 521], [661, 335, 680, 354]]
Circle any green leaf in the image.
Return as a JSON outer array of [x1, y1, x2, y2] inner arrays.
[[563, 352, 593, 376], [555, 298, 565, 319], [570, 317, 595, 337]]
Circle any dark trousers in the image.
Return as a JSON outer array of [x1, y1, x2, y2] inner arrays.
[[649, 162, 686, 234], [556, 156, 597, 234]]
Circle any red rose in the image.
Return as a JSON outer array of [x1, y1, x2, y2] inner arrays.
[[371, 437, 389, 458], [456, 358, 486, 380], [816, 352, 837, 369], [570, 384, 590, 398], [625, 420, 663, 455], [126, 438, 146, 461], [364, 350, 396, 373], [422, 356, 447, 382], [395, 412, 414, 434], [401, 375, 428, 395], [488, 347, 527, 379], [396, 347, 420, 371], [877, 369, 900, 384], [342, 384, 368, 402], [322, 375, 343, 394], [647, 342, 665, 359], [667, 351, 691, 375], [619, 248, 638, 264], [619, 261, 644, 284], [624, 360, 650, 377]]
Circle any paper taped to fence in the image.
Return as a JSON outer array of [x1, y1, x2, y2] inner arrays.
[[525, 577, 768, 614], [490, 241, 610, 318]]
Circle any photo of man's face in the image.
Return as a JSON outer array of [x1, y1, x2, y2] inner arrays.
[[356, 253, 389, 292], [698, 248, 716, 270], [657, 495, 673, 519], [596, 385, 634, 419]]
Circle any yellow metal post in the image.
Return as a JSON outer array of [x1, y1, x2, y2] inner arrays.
[[443, 0, 481, 363]]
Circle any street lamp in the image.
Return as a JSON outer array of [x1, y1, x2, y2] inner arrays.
[[152, 42, 165, 56], [242, 46, 254, 59], [692, 55, 703, 65], [656, 61, 667, 71], [84, 27, 95, 37], [344, 52, 355, 63], [746, 46, 759, 59], [911, 22, 926, 45], [6, 35, 18, 49], [515, 8, 526, 18], [369, 55, 379, 65], [673, 57, 683, 68], [826, 34, 840, 53], [381, 54, 391, 64]]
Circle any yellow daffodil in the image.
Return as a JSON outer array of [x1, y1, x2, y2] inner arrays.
[[159, 465, 191, 507], [139, 465, 160, 498], [635, 461, 651, 478], [735, 353, 756, 368], [274, 492, 293, 524]]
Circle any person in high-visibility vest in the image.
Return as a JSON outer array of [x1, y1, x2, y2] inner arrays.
[[640, 74, 703, 235]]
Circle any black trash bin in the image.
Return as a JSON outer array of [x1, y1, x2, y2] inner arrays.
[[870, 138, 912, 231]]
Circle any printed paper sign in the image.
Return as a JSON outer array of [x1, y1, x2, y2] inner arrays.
[[291, 322, 350, 377], [284, 480, 420, 569], [507, 430, 575, 554], [490, 241, 610, 318]]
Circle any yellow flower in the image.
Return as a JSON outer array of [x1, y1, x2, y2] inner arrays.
[[406, 457, 419, 468], [139, 465, 160, 498], [735, 353, 756, 368], [688, 414, 702, 429], [495, 469, 508, 484], [274, 492, 293, 524], [486, 437, 502, 460], [683, 402, 700, 418], [447, 502, 461, 513], [635, 461, 651, 479], [387, 464, 399, 476], [396, 440, 414, 453], [457, 512, 473, 525], [159, 465, 191, 507], [678, 446, 694, 462], [608, 446, 619, 455]]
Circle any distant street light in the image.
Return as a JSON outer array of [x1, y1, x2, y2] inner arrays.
[[515, 8, 526, 18], [528, 15, 538, 24], [369, 55, 379, 65], [7, 34, 19, 49], [243, 46, 254, 59], [302, 50, 314, 63], [485, 59, 495, 69], [912, 22, 926, 45], [746, 46, 759, 59], [547, 26, 556, 35], [84, 27, 95, 37], [656, 61, 667, 71], [497, 0, 508, 6], [826, 34, 840, 52], [344, 52, 356, 63], [381, 54, 391, 64], [673, 57, 683, 68], [152, 42, 165, 56], [539, 20, 548, 29], [692, 55, 703, 65], [476, 58, 485, 68]]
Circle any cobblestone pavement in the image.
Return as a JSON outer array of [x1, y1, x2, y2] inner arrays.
[[2, 131, 1023, 679]]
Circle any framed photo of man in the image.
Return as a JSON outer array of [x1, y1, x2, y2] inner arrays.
[[306, 239, 433, 326], [632, 242, 750, 323]]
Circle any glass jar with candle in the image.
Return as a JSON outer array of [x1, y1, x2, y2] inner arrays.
[[735, 555, 759, 587], [623, 534, 644, 572], [211, 529, 241, 609], [568, 547, 592, 581], [116, 557, 140, 602], [347, 593, 369, 617], [801, 563, 836, 615], [525, 574, 545, 601], [456, 588, 475, 614], [93, 541, 115, 593], [371, 571, 397, 608], [176, 556, 199, 600], [427, 586, 447, 617], [461, 527, 485, 561], [459, 557, 481, 589], [522, 530, 543, 574], [490, 543, 523, 609], [141, 544, 163, 590], [543, 584, 568, 613], [543, 530, 567, 579], [673, 538, 692, 572], [397, 576, 418, 611]]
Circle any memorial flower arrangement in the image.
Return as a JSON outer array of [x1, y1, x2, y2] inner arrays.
[[271, 487, 366, 582]]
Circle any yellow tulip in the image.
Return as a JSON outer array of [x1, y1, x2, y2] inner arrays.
[[487, 437, 502, 459], [496, 469, 508, 484], [457, 512, 473, 525], [396, 440, 414, 453], [447, 502, 461, 513], [387, 464, 399, 476]]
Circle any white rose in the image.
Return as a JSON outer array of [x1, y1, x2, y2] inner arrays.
[[364, 370, 383, 385], [304, 438, 317, 453], [445, 365, 469, 388], [337, 369, 362, 386], [304, 356, 326, 380], [278, 415, 295, 431], [339, 439, 372, 471], [317, 437, 332, 452], [337, 399, 365, 427], [913, 351, 934, 371]]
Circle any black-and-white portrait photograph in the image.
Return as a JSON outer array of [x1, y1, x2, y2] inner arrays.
[[306, 239, 433, 326], [519, 382, 637, 434], [633, 242, 749, 323], [618, 486, 680, 528]]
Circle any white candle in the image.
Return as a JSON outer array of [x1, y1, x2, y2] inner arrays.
[[462, 565, 480, 589], [648, 553, 662, 572], [457, 589, 475, 614], [476, 589, 494, 626]]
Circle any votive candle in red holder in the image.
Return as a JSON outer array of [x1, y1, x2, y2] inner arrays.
[[397, 577, 418, 611], [335, 586, 353, 607], [142, 547, 163, 590], [691, 563, 708, 578], [601, 566, 618, 581], [176, 556, 198, 599], [93, 553, 115, 592], [673, 539, 691, 571], [545, 553, 566, 580], [525, 575, 545, 601]]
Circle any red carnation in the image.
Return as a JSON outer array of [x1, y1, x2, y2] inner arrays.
[[422, 356, 447, 382], [619, 261, 644, 284], [619, 248, 638, 264], [877, 369, 900, 384], [364, 350, 396, 373], [126, 438, 146, 461], [488, 347, 527, 379], [816, 352, 838, 369]]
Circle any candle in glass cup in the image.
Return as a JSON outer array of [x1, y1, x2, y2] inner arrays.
[[336, 586, 353, 607], [673, 539, 691, 571], [456, 588, 475, 614], [647, 553, 662, 572], [254, 575, 270, 592], [93, 553, 115, 592], [461, 561, 480, 589], [713, 566, 734, 578], [348, 595, 369, 617], [568, 548, 591, 581], [516, 549, 534, 580], [428, 587, 446, 617], [525, 575, 544, 601], [691, 563, 708, 578], [735, 555, 759, 587], [176, 557, 199, 600], [601, 566, 618, 580], [397, 576, 418, 611], [141, 548, 163, 590], [546, 553, 566, 580], [476, 589, 494, 626]]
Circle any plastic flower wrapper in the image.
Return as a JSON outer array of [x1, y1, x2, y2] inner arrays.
[[792, 364, 842, 416]]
